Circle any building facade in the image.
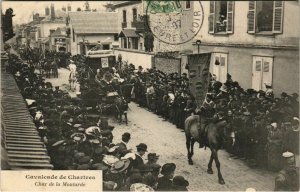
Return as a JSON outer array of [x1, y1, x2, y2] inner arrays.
[[113, 1, 146, 51], [68, 12, 119, 55], [193, 1, 299, 95]]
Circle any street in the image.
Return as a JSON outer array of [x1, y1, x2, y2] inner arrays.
[[47, 68, 276, 191]]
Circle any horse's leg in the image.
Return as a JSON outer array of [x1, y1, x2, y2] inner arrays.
[[190, 138, 195, 158], [207, 151, 214, 174], [118, 113, 122, 124], [186, 134, 193, 165], [211, 148, 225, 184], [124, 112, 128, 125]]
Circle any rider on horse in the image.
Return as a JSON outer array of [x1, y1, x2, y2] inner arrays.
[[198, 92, 216, 148]]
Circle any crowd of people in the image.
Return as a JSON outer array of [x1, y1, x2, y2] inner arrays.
[[130, 65, 299, 171], [6, 52, 190, 191], [4, 43, 299, 190]]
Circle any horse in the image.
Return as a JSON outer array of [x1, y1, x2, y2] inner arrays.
[[184, 114, 227, 185], [114, 96, 129, 125], [51, 60, 58, 78], [44, 61, 52, 78]]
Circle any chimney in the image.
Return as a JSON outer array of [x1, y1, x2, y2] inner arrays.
[[45, 6, 50, 16], [67, 4, 71, 12], [50, 4, 55, 20]]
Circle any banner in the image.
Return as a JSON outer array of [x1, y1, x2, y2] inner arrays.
[[187, 53, 211, 108], [101, 57, 109, 68]]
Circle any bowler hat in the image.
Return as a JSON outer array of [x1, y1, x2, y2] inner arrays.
[[161, 163, 176, 176], [122, 132, 131, 139], [136, 143, 148, 152], [173, 175, 189, 187]]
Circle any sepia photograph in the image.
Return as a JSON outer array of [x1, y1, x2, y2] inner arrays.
[[1, 0, 299, 191]]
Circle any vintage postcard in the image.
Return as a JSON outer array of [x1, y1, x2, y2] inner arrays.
[[1, 0, 299, 191]]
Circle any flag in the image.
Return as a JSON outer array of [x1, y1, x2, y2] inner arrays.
[[187, 53, 211, 109]]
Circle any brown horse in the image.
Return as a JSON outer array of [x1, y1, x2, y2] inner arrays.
[[184, 114, 226, 185]]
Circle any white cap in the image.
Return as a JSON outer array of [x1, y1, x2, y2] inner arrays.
[[271, 122, 277, 128], [293, 117, 300, 122], [245, 188, 256, 192], [282, 151, 294, 158]]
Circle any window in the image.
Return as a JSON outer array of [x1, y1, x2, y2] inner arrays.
[[209, 1, 234, 34], [248, 1, 283, 34], [72, 29, 75, 42], [212, 53, 228, 83], [185, 1, 191, 9], [102, 44, 110, 50], [133, 8, 137, 22], [123, 10, 127, 23], [131, 38, 138, 49], [122, 38, 127, 48], [252, 56, 273, 91], [114, 34, 119, 41], [256, 1, 273, 32]]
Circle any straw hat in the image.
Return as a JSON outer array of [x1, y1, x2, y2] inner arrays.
[[110, 159, 131, 174]]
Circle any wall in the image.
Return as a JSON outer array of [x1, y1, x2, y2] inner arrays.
[[197, 45, 299, 96], [114, 48, 153, 69], [116, 2, 143, 32], [116, 2, 145, 51], [196, 1, 299, 47], [40, 22, 66, 38], [190, 1, 299, 96], [272, 49, 299, 95], [70, 33, 117, 55], [153, 56, 181, 74]]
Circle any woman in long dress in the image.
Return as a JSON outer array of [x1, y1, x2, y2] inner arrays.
[[68, 61, 77, 91]]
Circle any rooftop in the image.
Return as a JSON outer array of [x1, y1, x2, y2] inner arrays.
[[113, 1, 141, 8], [68, 12, 118, 34], [50, 27, 67, 37]]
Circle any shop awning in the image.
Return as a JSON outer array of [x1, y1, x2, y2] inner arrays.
[[119, 29, 139, 38]]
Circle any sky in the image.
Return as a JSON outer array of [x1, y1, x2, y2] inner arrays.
[[2, 1, 109, 25]]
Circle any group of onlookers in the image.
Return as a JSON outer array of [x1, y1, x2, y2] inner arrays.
[[7, 53, 190, 191], [130, 66, 299, 172]]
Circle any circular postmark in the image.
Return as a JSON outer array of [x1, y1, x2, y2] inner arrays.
[[145, 1, 204, 45]]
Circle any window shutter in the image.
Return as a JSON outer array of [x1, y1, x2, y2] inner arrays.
[[208, 1, 215, 34], [226, 1, 234, 34], [273, 1, 283, 33], [247, 1, 256, 34]]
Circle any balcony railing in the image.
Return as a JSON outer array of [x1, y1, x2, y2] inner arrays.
[[122, 22, 127, 29]]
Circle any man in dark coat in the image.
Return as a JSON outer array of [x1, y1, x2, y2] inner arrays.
[[131, 143, 147, 170], [145, 153, 161, 180], [172, 175, 189, 191], [274, 152, 299, 191], [157, 163, 176, 191], [116, 132, 131, 158]]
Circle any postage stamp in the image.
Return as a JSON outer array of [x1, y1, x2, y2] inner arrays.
[[145, 0, 204, 45]]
